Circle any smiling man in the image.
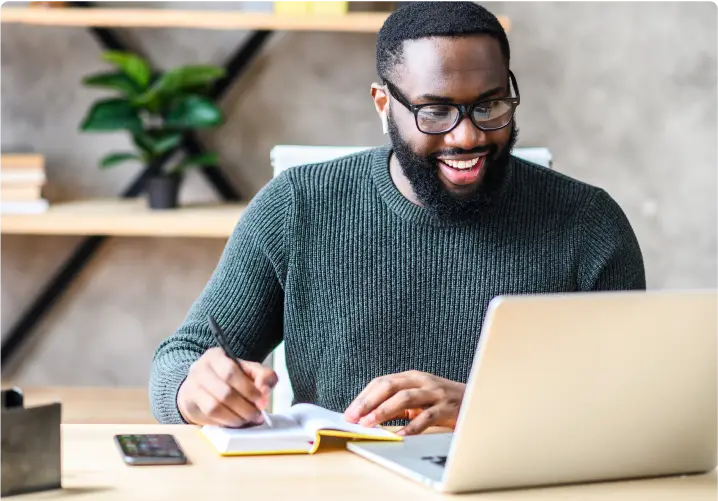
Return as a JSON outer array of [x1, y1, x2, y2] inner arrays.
[[150, 2, 645, 436], [376, 24, 520, 222]]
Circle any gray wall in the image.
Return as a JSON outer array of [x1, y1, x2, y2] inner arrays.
[[2, 1, 716, 385]]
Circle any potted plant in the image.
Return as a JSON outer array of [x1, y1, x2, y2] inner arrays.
[[79, 50, 226, 209]]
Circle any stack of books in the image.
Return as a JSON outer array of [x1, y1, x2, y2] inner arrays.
[[0, 154, 49, 214]]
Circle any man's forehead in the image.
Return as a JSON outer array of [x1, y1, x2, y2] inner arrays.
[[396, 35, 506, 97]]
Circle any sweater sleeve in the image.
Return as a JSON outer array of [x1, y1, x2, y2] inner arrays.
[[149, 173, 294, 424], [576, 188, 646, 291]]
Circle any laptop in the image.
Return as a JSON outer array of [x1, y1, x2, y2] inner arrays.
[[347, 290, 718, 493]]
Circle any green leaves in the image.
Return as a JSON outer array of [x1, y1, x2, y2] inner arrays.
[[81, 50, 226, 175], [132, 130, 184, 157], [102, 51, 151, 90], [164, 96, 223, 129], [154, 65, 225, 94], [170, 152, 219, 175], [80, 98, 142, 132], [100, 152, 141, 169], [171, 65, 225, 90], [82, 72, 141, 97], [131, 65, 225, 113], [99, 138, 219, 174]]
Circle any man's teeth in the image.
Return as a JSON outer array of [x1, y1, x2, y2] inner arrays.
[[441, 157, 481, 170]]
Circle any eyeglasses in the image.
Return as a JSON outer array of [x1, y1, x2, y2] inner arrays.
[[383, 70, 520, 135]]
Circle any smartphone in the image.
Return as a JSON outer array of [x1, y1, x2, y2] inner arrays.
[[114, 434, 187, 466]]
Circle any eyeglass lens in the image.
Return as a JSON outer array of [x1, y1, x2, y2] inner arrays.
[[415, 100, 514, 133]]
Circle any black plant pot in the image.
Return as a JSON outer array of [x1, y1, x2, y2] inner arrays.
[[146, 175, 181, 210]]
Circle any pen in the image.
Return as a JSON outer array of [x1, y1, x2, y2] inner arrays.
[[206, 314, 273, 428]]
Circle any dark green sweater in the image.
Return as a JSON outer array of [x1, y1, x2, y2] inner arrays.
[[150, 145, 645, 424]]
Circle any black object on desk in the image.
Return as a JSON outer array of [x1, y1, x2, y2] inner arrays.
[[1, 388, 62, 497], [2, 387, 24, 409]]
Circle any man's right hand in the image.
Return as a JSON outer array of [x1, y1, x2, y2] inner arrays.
[[177, 347, 278, 427]]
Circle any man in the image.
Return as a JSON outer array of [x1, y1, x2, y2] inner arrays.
[[149, 2, 645, 435]]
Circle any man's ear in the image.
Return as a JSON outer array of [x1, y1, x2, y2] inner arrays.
[[370, 83, 389, 134], [370, 82, 389, 113]]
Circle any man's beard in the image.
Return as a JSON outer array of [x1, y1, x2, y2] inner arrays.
[[388, 113, 519, 223]]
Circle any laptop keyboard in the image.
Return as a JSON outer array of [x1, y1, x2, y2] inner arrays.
[[421, 455, 447, 467]]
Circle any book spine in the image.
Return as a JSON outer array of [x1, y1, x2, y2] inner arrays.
[[0, 154, 45, 169], [0, 199, 49, 214], [0, 186, 43, 201], [0, 172, 46, 184]]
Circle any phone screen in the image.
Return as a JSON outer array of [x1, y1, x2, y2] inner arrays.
[[114, 434, 187, 465]]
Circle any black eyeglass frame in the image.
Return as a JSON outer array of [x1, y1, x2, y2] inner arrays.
[[383, 70, 521, 135]]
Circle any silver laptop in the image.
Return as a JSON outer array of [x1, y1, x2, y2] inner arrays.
[[347, 290, 718, 493]]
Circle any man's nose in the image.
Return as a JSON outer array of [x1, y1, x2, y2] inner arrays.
[[444, 116, 487, 150]]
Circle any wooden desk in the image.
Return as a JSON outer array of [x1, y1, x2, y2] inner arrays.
[[11, 424, 716, 501], [6, 388, 716, 499], [8, 384, 718, 501], [2, 386, 154, 424]]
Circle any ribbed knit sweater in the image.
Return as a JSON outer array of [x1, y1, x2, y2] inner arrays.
[[150, 145, 645, 424]]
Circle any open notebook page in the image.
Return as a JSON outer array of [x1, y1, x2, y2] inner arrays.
[[201, 404, 399, 454], [287, 403, 399, 439]]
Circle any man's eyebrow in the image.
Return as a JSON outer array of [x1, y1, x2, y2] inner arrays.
[[416, 86, 505, 104]]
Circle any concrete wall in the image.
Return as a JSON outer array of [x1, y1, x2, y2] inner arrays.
[[2, 1, 716, 385]]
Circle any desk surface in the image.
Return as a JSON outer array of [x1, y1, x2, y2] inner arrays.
[[14, 424, 717, 501], [7, 387, 717, 500], [3, 386, 154, 423]]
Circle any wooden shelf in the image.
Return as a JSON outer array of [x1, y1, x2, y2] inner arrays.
[[0, 8, 389, 32], [0, 7, 510, 33], [0, 198, 245, 238]]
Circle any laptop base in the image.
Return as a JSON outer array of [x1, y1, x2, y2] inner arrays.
[[347, 433, 452, 491]]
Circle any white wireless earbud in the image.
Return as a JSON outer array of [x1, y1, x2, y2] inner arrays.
[[381, 111, 388, 134]]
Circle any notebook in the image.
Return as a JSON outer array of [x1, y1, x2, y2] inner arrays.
[[201, 403, 402, 456]]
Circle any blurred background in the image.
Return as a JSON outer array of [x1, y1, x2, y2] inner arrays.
[[1, 1, 716, 387]]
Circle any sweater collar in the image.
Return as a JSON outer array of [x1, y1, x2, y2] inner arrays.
[[369, 144, 514, 228]]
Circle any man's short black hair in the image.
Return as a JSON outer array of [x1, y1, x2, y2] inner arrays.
[[376, 1, 510, 82]]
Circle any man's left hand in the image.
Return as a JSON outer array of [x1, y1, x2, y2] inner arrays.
[[343, 371, 466, 436]]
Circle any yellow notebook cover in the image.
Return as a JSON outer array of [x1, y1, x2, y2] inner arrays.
[[201, 403, 402, 456]]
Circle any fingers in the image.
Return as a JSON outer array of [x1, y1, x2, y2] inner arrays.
[[358, 388, 436, 427], [343, 371, 466, 436], [344, 371, 421, 423], [240, 360, 279, 409], [178, 374, 251, 428], [200, 366, 264, 424], [207, 350, 264, 407], [398, 405, 454, 436], [177, 347, 279, 427], [240, 360, 279, 388], [190, 386, 247, 427]]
